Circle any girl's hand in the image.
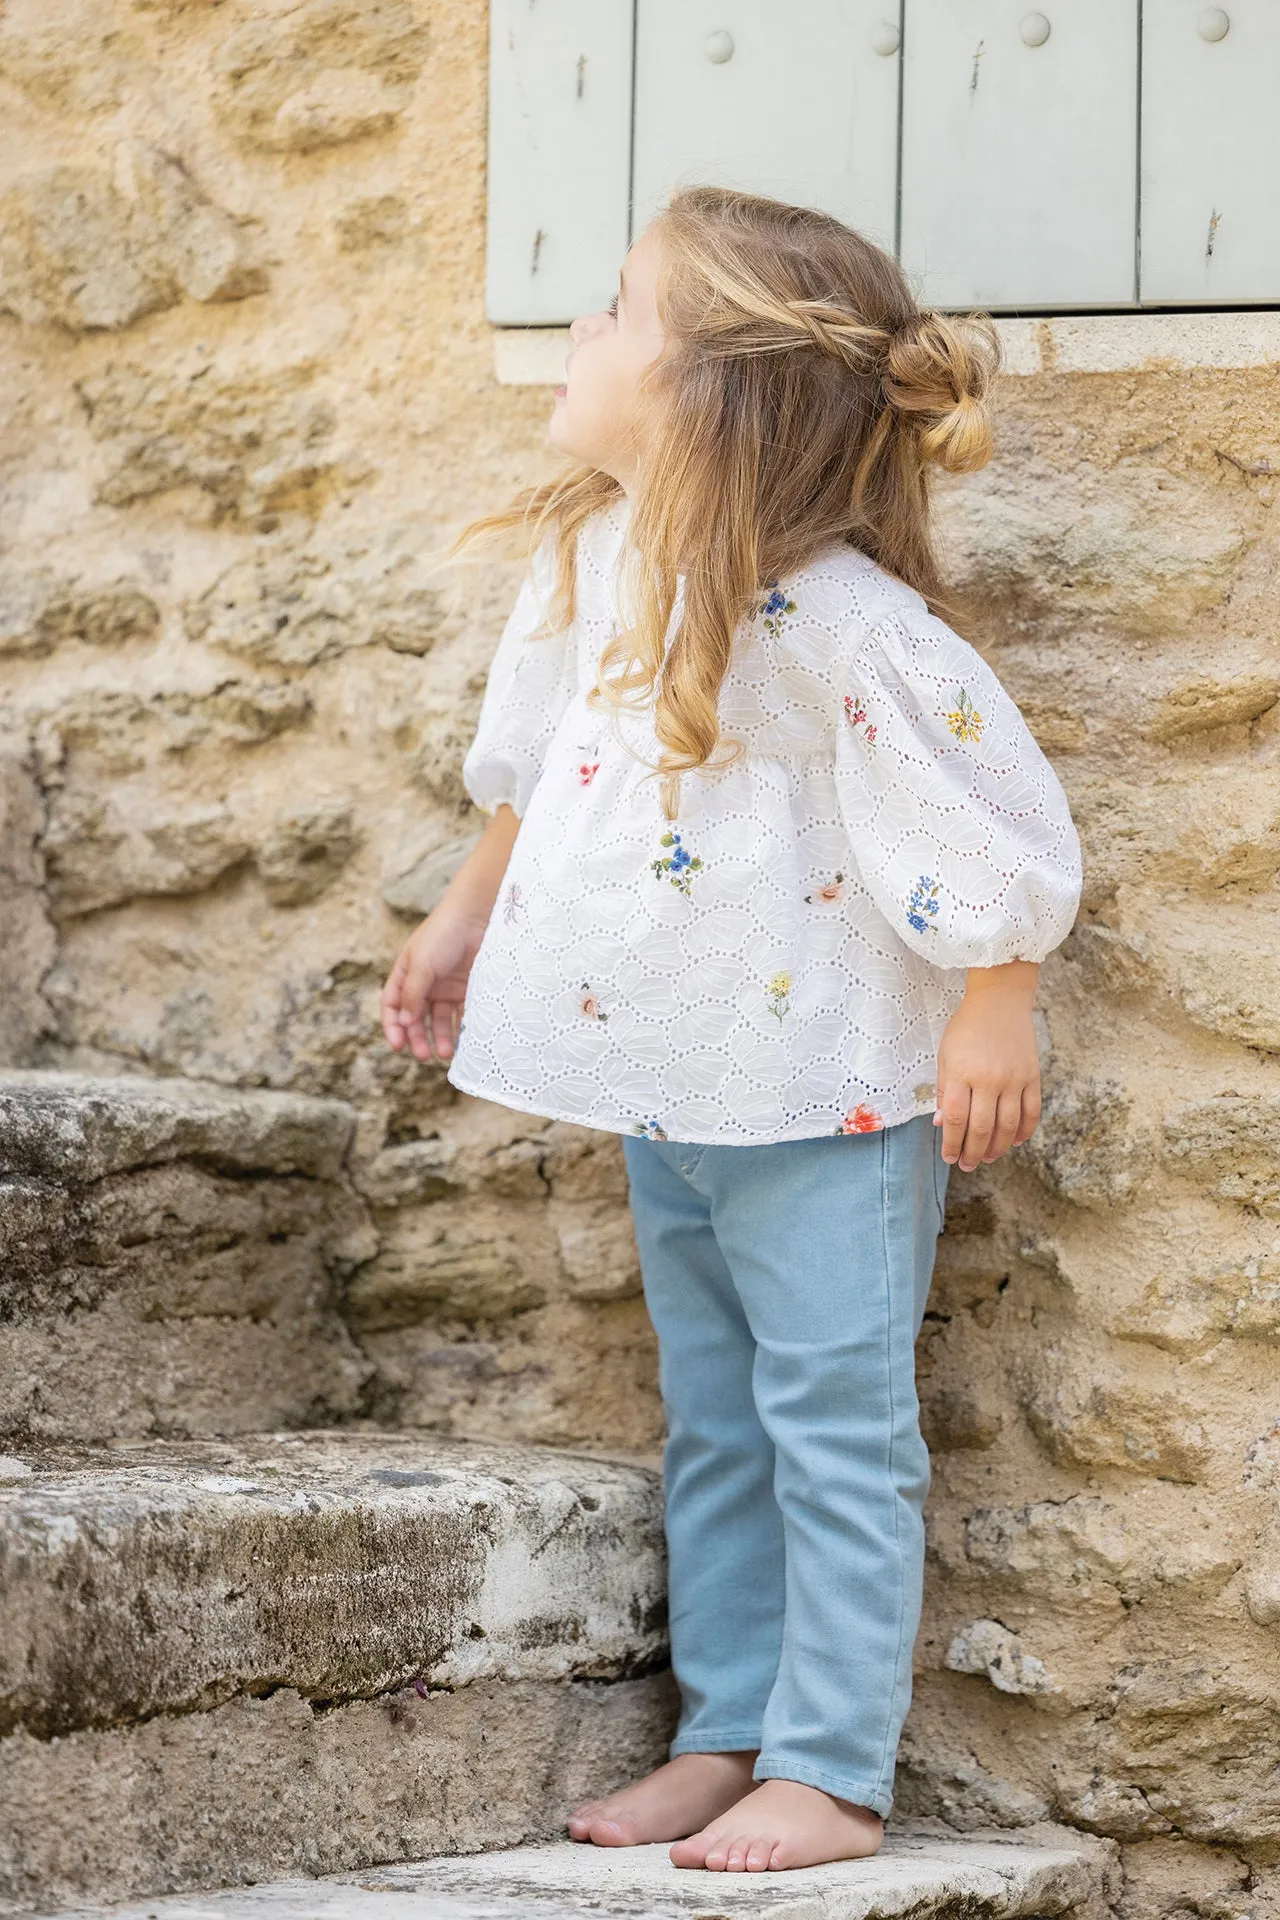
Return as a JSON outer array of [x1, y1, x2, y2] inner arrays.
[[381, 803, 522, 1063], [934, 961, 1041, 1172], [379, 902, 491, 1067], [381, 907, 489, 1063]]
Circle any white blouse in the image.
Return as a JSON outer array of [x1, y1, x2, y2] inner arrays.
[[446, 499, 1081, 1146]]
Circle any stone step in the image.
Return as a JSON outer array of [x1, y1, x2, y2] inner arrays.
[[0, 1069, 377, 1441], [0, 1432, 671, 1914], [42, 1833, 1118, 1920]]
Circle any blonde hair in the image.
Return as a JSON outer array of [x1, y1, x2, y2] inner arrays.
[[450, 186, 1000, 818]]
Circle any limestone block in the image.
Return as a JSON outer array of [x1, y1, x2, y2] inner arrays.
[[30, 681, 312, 778], [538, 1122, 631, 1203], [1, 1675, 676, 1916], [213, 0, 429, 153], [357, 1130, 547, 1207], [1145, 672, 1280, 743], [382, 823, 483, 918], [0, 744, 56, 1066], [121, 144, 266, 307], [0, 574, 160, 657], [894, 1740, 1051, 1829], [0, 1431, 666, 1738], [184, 536, 459, 668], [1071, 768, 1280, 903], [922, 1389, 1004, 1453], [1021, 1076, 1152, 1209], [1163, 926, 1280, 1055], [0, 1070, 371, 1438], [936, 459, 1252, 638], [1163, 1095, 1280, 1213], [256, 800, 361, 907], [0, 153, 264, 334], [75, 360, 343, 522], [962, 1496, 1240, 1607], [413, 709, 481, 807], [1114, 1255, 1280, 1355], [1022, 1355, 1211, 1483], [945, 1619, 1056, 1696], [42, 793, 251, 916], [553, 1202, 642, 1301], [345, 1213, 548, 1327], [0, 1069, 355, 1181], [0, 166, 176, 333]]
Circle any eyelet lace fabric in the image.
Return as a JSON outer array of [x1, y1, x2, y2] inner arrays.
[[446, 499, 1081, 1145]]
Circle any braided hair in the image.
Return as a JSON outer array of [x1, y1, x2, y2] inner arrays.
[[452, 186, 1001, 818]]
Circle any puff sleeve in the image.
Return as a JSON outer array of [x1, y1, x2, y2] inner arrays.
[[833, 608, 1082, 970], [461, 538, 577, 818]]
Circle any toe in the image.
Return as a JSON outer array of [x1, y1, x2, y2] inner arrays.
[[703, 1836, 732, 1872], [724, 1837, 752, 1872], [588, 1815, 637, 1848], [669, 1835, 707, 1870], [745, 1838, 773, 1871]]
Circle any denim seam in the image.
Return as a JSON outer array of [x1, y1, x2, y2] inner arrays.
[[753, 1755, 893, 1820], [670, 1729, 764, 1753], [871, 1121, 911, 1793]]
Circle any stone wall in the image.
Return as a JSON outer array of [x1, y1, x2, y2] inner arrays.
[[1, 4, 1277, 1916]]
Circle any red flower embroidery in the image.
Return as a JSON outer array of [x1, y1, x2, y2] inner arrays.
[[578, 761, 599, 786], [837, 1102, 883, 1134]]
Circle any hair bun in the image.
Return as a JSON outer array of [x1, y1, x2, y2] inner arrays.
[[883, 310, 1001, 474]]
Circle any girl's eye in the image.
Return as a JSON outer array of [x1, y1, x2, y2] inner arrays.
[[607, 293, 619, 317]]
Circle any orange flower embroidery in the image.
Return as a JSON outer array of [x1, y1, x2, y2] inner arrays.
[[836, 1102, 884, 1135]]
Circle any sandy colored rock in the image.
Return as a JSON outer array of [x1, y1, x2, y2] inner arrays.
[[0, 1430, 666, 1736], [0, 1676, 676, 1915], [937, 458, 1254, 638], [1145, 672, 1280, 742], [213, 0, 430, 153]]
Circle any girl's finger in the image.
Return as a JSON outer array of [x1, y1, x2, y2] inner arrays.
[[1014, 1080, 1042, 1144], [959, 1091, 997, 1170], [431, 997, 457, 1061], [380, 948, 410, 1048], [939, 1085, 971, 1165], [983, 1088, 1024, 1163]]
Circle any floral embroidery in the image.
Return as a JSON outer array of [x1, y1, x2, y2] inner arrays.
[[843, 693, 877, 745], [804, 871, 845, 904], [651, 828, 704, 896], [914, 1081, 937, 1106], [758, 579, 797, 639], [835, 1102, 884, 1134], [576, 757, 600, 785], [944, 687, 984, 745], [906, 874, 940, 936], [501, 881, 523, 925], [766, 970, 792, 1021], [631, 1116, 669, 1140], [579, 983, 608, 1022]]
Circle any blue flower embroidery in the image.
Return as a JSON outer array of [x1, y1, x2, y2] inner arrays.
[[758, 579, 797, 639], [652, 829, 704, 896], [631, 1116, 669, 1141], [906, 874, 940, 935]]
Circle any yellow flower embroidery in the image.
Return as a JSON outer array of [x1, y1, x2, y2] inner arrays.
[[766, 971, 792, 1021], [944, 687, 984, 745]]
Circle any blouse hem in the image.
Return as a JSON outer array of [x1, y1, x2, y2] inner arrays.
[[444, 1063, 935, 1147]]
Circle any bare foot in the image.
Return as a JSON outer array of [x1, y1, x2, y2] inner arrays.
[[669, 1777, 884, 1872], [567, 1751, 759, 1847]]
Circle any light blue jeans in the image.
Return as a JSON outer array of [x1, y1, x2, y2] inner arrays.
[[620, 1114, 948, 1820]]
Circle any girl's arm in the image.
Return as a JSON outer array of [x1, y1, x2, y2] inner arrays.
[[381, 803, 520, 1063], [935, 959, 1040, 1171]]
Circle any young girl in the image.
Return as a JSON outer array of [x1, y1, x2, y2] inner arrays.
[[382, 188, 1081, 1874]]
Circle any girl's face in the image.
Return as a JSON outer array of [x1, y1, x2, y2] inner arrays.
[[548, 220, 666, 492]]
